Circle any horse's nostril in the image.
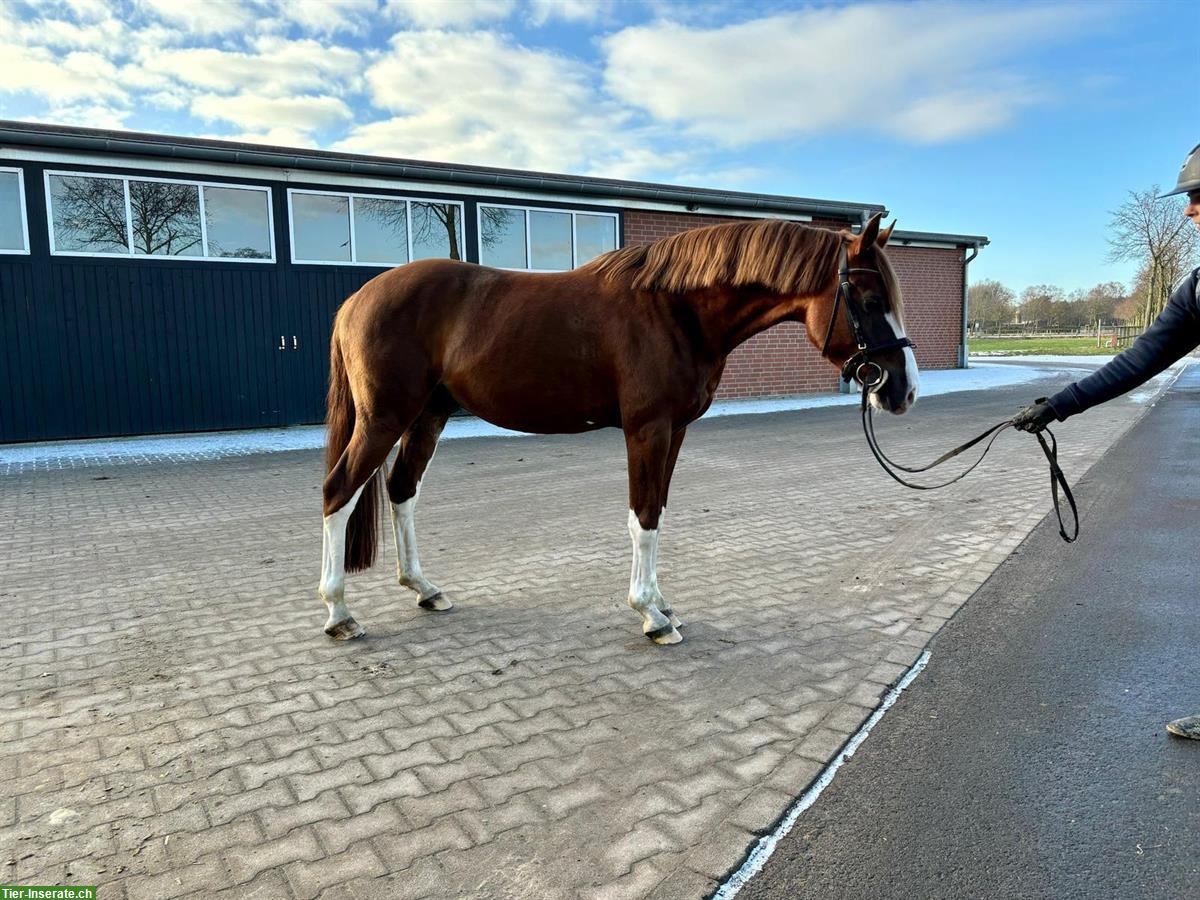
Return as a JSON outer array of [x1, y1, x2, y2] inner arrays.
[[906, 390, 916, 405]]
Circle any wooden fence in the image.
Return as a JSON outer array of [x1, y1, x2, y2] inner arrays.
[[970, 322, 1144, 348], [1109, 325, 1143, 349]]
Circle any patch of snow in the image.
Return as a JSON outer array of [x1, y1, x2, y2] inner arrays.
[[702, 361, 1049, 420], [3, 359, 1190, 471], [972, 353, 1117, 365]]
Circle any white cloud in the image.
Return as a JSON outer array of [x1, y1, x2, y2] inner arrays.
[[133, 0, 257, 36], [0, 0, 129, 50], [1, 43, 126, 105], [339, 29, 658, 174], [0, 1, 372, 144], [217, 126, 321, 148], [43, 102, 132, 130], [144, 90, 189, 111], [135, 38, 363, 98], [60, 0, 118, 21], [603, 2, 1090, 145], [272, 0, 378, 35], [886, 88, 1037, 144], [18, 15, 121, 49], [527, 0, 607, 26], [667, 164, 767, 190], [384, 0, 515, 28], [192, 93, 354, 132], [11, 0, 1075, 187], [590, 146, 704, 183]]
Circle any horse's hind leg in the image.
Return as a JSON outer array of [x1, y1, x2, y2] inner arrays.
[[321, 420, 405, 639], [386, 387, 456, 611], [624, 419, 682, 645]]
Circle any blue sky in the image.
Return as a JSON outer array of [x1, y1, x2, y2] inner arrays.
[[0, 0, 1195, 293]]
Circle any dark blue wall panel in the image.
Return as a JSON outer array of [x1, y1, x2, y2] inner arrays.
[[0, 157, 620, 443]]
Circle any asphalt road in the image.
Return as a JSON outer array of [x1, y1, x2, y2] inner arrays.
[[738, 364, 1200, 900]]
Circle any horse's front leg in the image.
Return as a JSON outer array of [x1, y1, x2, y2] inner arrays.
[[650, 426, 688, 629], [624, 420, 682, 645]]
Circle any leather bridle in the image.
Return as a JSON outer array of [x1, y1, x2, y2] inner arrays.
[[819, 246, 914, 387], [819, 247, 1079, 543]]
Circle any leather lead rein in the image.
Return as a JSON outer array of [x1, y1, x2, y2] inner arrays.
[[822, 244, 1079, 543], [858, 384, 1080, 543]]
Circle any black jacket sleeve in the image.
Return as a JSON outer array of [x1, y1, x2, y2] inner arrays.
[[1048, 268, 1200, 419]]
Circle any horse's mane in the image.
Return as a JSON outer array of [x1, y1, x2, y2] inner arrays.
[[873, 240, 904, 315], [584, 219, 840, 297], [584, 218, 903, 313]]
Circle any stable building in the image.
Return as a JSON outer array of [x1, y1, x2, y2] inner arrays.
[[0, 121, 987, 444]]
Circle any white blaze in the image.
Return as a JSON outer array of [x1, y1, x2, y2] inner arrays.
[[885, 311, 920, 404]]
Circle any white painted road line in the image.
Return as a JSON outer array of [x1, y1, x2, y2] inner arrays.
[[713, 650, 933, 900]]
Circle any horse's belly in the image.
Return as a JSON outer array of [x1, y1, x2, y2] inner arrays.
[[462, 402, 619, 435], [444, 371, 619, 435]]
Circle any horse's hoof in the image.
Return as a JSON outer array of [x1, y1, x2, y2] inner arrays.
[[325, 617, 365, 640], [660, 609, 684, 629], [418, 592, 453, 611], [645, 624, 682, 645]]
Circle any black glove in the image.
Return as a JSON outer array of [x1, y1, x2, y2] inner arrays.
[[1012, 397, 1058, 433]]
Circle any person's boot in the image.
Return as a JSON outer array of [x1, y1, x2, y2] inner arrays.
[[1166, 715, 1200, 739]]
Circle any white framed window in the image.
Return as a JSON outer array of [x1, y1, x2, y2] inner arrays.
[[0, 167, 30, 254], [478, 203, 618, 271], [287, 188, 464, 266], [44, 170, 275, 262]]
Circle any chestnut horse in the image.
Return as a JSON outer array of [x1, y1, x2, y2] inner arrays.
[[319, 212, 917, 645]]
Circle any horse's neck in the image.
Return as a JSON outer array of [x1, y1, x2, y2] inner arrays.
[[685, 284, 819, 356]]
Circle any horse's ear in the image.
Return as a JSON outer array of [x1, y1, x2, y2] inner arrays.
[[877, 219, 896, 247], [851, 213, 883, 257]]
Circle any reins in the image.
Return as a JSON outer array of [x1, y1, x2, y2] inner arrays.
[[824, 245, 1080, 543], [858, 386, 1079, 543]]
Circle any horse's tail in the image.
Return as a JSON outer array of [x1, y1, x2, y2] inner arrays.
[[325, 326, 383, 573]]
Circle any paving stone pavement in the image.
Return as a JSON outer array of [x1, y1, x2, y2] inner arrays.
[[0, 369, 1178, 899]]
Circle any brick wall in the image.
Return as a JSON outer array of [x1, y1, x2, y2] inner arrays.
[[887, 245, 964, 371], [622, 209, 964, 399]]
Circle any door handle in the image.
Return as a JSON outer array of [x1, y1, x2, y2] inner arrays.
[[292, 335, 298, 351], [278, 335, 286, 350]]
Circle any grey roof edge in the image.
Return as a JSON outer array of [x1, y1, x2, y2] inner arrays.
[[0, 119, 885, 221], [890, 228, 989, 248]]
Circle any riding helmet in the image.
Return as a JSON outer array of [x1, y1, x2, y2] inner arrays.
[[1160, 142, 1200, 197]]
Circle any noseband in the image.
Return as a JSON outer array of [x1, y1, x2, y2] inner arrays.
[[819, 247, 914, 386]]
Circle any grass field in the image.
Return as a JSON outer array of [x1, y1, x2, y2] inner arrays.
[[968, 336, 1119, 356]]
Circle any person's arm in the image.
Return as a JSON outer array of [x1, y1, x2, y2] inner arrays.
[[1048, 269, 1200, 419]]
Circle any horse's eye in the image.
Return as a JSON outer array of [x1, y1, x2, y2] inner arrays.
[[862, 296, 883, 313]]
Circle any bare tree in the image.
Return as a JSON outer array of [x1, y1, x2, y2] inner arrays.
[[1108, 186, 1199, 328], [50, 176, 129, 251], [967, 279, 1015, 330], [129, 181, 201, 256], [1081, 281, 1125, 323], [52, 176, 206, 256], [1018, 284, 1064, 327], [1062, 289, 1089, 329], [351, 198, 404, 259], [1058, 282, 1124, 329], [412, 202, 461, 260], [1114, 287, 1141, 323], [478, 206, 517, 253], [354, 199, 461, 261]]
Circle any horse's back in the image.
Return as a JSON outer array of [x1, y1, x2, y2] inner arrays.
[[336, 259, 491, 331]]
